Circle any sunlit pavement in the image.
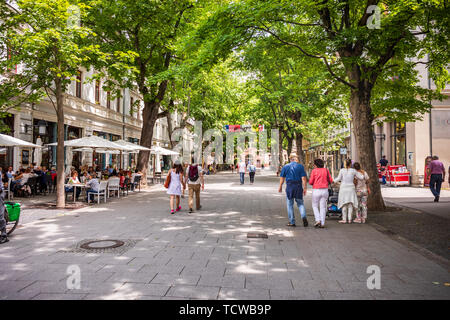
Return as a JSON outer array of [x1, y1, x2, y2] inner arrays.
[[0, 171, 449, 300], [381, 186, 450, 220]]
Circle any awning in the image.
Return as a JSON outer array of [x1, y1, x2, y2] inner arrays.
[[0, 133, 43, 148]]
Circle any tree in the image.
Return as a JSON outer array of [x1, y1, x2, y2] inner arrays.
[[0, 0, 114, 208], [84, 0, 199, 182], [233, 36, 348, 166], [191, 0, 450, 210]]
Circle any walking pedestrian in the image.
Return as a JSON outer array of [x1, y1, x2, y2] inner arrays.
[[379, 156, 388, 184], [186, 160, 204, 213], [278, 153, 308, 227], [238, 158, 247, 185], [309, 158, 333, 228], [248, 162, 256, 184], [353, 162, 370, 224], [334, 159, 363, 224], [166, 160, 186, 214], [428, 155, 445, 202]]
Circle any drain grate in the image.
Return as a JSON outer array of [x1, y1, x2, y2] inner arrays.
[[58, 239, 141, 254], [247, 233, 268, 239]]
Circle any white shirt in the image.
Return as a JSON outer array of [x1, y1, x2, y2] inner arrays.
[[355, 171, 370, 191], [239, 162, 246, 173], [334, 168, 363, 185]]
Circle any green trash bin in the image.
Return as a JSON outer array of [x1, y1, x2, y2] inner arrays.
[[5, 202, 20, 221]]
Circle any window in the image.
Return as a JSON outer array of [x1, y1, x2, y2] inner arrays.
[[116, 91, 121, 112], [106, 91, 111, 109], [130, 97, 134, 116], [75, 71, 82, 98], [95, 80, 100, 104], [391, 121, 406, 165]]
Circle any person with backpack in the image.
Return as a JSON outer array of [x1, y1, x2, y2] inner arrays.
[[186, 160, 204, 213], [248, 162, 257, 184]]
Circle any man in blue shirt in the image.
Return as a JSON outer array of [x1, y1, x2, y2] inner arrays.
[[278, 153, 308, 227]]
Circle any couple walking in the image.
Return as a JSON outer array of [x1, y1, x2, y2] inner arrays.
[[238, 159, 256, 185], [165, 159, 205, 214], [278, 154, 370, 228], [278, 153, 333, 228]]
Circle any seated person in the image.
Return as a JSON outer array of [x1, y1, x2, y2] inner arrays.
[[6, 167, 15, 180], [65, 170, 82, 200], [85, 173, 100, 202]]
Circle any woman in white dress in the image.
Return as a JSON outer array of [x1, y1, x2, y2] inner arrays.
[[167, 160, 186, 214], [334, 159, 364, 223]]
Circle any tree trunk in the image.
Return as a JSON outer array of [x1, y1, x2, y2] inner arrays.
[[287, 134, 293, 157], [349, 88, 385, 211], [136, 100, 160, 185], [55, 78, 65, 209], [296, 132, 303, 163], [166, 112, 173, 149]]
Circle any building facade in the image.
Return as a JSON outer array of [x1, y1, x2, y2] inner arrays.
[[0, 66, 188, 175]]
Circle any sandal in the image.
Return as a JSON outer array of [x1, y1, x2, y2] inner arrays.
[[314, 222, 321, 228], [286, 223, 296, 227], [353, 218, 362, 223], [338, 220, 347, 224]]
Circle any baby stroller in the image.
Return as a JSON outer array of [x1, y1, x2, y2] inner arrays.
[[326, 186, 342, 218]]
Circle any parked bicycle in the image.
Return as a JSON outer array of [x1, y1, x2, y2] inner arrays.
[[5, 201, 20, 235]]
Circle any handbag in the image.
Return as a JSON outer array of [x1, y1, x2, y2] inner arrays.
[[164, 171, 171, 189]]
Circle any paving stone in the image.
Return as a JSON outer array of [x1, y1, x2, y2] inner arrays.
[[32, 293, 87, 300], [166, 285, 220, 299], [269, 288, 322, 300], [150, 273, 200, 286], [218, 288, 270, 300], [198, 275, 245, 289], [105, 271, 158, 284], [115, 283, 171, 297]]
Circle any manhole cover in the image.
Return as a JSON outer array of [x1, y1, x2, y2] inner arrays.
[[247, 233, 268, 239], [80, 240, 125, 250], [59, 239, 141, 254]]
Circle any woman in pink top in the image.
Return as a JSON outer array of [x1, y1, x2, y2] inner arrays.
[[309, 159, 333, 228]]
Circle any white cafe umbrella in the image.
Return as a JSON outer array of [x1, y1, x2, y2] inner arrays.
[[150, 146, 179, 156], [113, 139, 150, 169], [114, 139, 151, 151], [72, 148, 135, 155], [0, 133, 42, 148], [46, 135, 134, 151]]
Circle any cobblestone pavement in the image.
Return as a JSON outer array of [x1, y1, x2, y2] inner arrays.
[[1, 171, 449, 300]]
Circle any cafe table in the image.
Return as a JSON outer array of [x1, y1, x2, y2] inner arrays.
[[64, 183, 87, 203]]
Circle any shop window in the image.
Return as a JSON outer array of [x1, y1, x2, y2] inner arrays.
[[76, 71, 82, 98], [391, 121, 406, 165]]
